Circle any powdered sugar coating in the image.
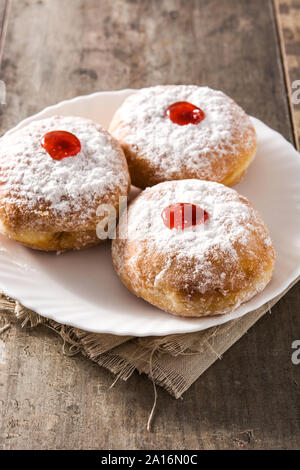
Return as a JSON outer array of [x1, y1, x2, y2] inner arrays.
[[110, 85, 256, 183], [0, 116, 129, 230], [123, 180, 274, 296]]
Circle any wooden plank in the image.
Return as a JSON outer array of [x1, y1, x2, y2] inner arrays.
[[0, 0, 10, 68], [276, 0, 300, 149], [0, 0, 299, 450]]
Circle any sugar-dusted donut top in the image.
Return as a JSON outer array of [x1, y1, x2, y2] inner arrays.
[[0, 116, 129, 226], [124, 180, 273, 294], [111, 85, 255, 180]]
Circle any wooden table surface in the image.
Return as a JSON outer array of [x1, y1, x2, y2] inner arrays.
[[0, 0, 300, 450]]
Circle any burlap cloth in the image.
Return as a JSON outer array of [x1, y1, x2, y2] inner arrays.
[[1, 278, 298, 401]]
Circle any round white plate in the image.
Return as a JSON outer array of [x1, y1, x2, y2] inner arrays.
[[1, 89, 300, 336]]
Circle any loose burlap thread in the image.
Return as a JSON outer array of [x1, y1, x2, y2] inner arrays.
[[1, 279, 298, 400]]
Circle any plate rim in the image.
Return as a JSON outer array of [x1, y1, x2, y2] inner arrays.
[[0, 89, 300, 336]]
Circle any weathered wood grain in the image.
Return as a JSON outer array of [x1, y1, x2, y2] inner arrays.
[[276, 0, 300, 149], [0, 0, 299, 450], [0, 0, 10, 68]]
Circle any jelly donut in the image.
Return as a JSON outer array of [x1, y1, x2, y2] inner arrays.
[[0, 116, 130, 251], [112, 180, 275, 317], [109, 85, 257, 189]]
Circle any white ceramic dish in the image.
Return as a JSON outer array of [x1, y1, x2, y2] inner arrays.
[[0, 89, 300, 336]]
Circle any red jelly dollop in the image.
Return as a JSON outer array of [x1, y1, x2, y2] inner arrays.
[[166, 101, 205, 126], [161, 203, 209, 230], [41, 130, 81, 160]]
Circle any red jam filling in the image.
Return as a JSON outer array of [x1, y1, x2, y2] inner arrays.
[[165, 101, 205, 126], [41, 130, 81, 160], [161, 203, 209, 230]]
